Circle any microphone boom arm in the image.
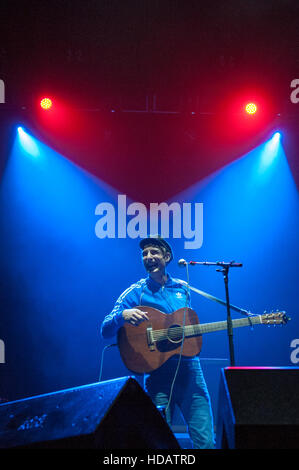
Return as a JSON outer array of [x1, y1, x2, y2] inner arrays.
[[185, 283, 251, 316]]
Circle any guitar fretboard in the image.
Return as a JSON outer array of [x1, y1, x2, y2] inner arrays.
[[187, 315, 262, 336], [152, 315, 262, 342]]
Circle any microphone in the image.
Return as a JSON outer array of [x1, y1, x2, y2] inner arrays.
[[178, 259, 243, 268], [178, 259, 187, 267]]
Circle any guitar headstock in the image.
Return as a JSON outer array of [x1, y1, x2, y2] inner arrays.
[[261, 311, 290, 325]]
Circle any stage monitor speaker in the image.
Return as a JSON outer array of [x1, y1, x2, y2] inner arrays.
[[0, 376, 180, 449], [216, 367, 299, 449]]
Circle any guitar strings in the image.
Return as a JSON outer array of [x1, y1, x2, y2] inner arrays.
[[151, 315, 263, 342]]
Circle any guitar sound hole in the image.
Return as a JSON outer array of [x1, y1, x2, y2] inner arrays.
[[167, 324, 183, 343], [155, 324, 184, 353]]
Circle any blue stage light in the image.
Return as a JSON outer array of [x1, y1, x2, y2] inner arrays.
[[17, 126, 40, 157], [258, 131, 282, 173], [272, 131, 281, 142]]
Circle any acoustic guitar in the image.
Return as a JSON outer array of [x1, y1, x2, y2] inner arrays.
[[117, 306, 289, 373]]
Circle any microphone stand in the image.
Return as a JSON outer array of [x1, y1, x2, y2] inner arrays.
[[217, 262, 237, 367], [187, 260, 243, 367]]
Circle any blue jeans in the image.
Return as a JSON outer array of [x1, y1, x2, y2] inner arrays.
[[144, 356, 215, 449]]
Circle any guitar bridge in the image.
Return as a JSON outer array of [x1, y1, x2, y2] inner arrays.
[[146, 325, 156, 351]]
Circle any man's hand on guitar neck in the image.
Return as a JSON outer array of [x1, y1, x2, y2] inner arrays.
[[122, 308, 149, 326]]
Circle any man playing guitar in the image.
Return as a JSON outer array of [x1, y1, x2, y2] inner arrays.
[[101, 235, 215, 449]]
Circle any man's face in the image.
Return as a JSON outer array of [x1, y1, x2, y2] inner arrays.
[[142, 244, 170, 274]]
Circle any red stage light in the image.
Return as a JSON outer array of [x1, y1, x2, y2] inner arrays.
[[245, 102, 257, 114], [40, 97, 53, 110]]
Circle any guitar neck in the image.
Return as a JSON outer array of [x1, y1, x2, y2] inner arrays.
[[185, 315, 262, 337]]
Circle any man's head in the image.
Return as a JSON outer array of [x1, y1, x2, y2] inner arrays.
[[139, 235, 173, 274]]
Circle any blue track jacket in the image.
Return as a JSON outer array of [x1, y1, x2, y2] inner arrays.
[[101, 273, 191, 339]]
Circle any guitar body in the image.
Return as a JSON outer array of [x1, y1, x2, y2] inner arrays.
[[117, 306, 289, 374], [117, 306, 202, 374]]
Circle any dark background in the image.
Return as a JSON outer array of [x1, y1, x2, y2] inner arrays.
[[0, 1, 298, 423]]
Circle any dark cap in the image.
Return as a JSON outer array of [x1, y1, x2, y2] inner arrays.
[[139, 235, 173, 262]]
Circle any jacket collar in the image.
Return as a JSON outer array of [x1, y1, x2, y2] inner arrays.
[[146, 272, 175, 290]]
